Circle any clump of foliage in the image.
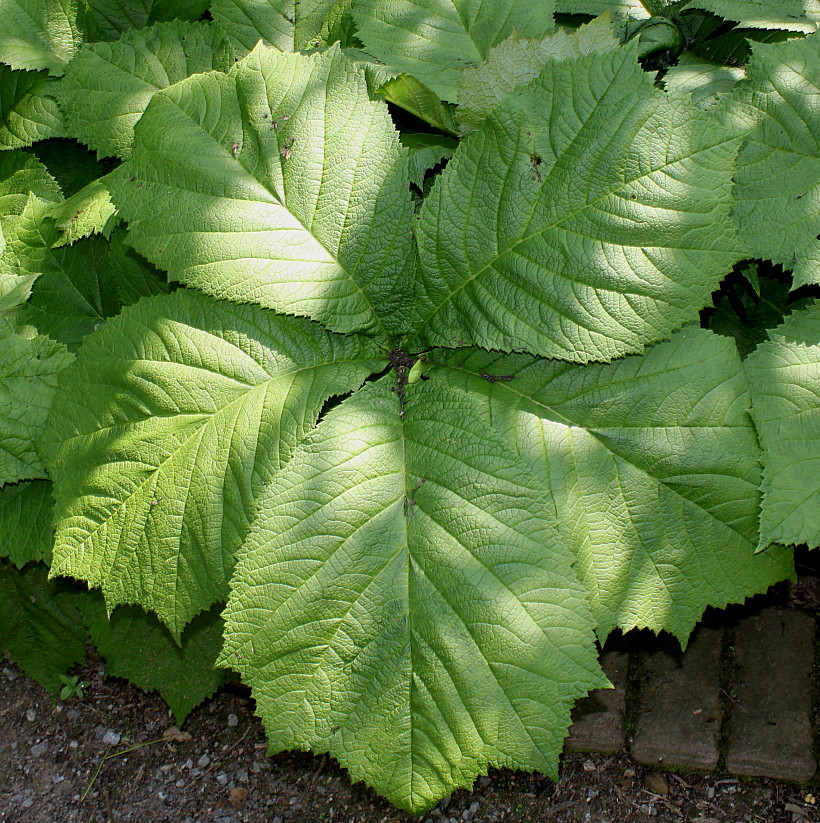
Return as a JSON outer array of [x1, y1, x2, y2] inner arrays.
[[0, 0, 818, 813]]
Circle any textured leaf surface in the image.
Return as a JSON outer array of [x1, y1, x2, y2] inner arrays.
[[0, 66, 64, 149], [111, 46, 414, 338], [212, 0, 353, 52], [435, 327, 794, 641], [0, 560, 87, 693], [55, 21, 235, 159], [664, 54, 745, 108], [221, 377, 604, 813], [413, 45, 743, 361], [688, 0, 819, 32], [43, 290, 383, 637], [733, 36, 820, 288], [0, 0, 83, 73], [457, 16, 619, 131], [745, 302, 820, 549], [0, 480, 53, 566], [354, 0, 555, 103], [80, 599, 229, 722], [0, 318, 72, 484]]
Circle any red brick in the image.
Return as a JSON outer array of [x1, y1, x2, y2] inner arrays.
[[565, 650, 628, 754], [630, 627, 723, 769], [726, 608, 816, 782]]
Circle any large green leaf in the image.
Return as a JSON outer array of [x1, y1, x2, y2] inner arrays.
[[457, 15, 619, 132], [0, 0, 83, 74], [110, 45, 414, 338], [412, 45, 743, 362], [0, 480, 53, 567], [686, 0, 819, 32], [220, 377, 604, 813], [733, 36, 820, 289], [0, 318, 72, 484], [0, 66, 64, 149], [0, 559, 88, 693], [55, 21, 235, 159], [354, 0, 555, 103], [745, 302, 820, 549], [42, 289, 383, 637], [434, 327, 794, 641], [80, 599, 229, 722], [212, 0, 354, 52]]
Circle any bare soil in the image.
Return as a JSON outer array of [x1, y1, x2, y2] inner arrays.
[[1, 649, 818, 823]]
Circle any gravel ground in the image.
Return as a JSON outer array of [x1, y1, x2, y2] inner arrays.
[[1, 650, 817, 823]]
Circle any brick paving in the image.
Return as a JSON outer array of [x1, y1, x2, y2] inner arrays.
[[564, 606, 818, 783]]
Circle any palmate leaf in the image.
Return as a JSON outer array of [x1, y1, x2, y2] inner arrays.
[[0, 66, 64, 149], [0, 479, 53, 567], [745, 302, 820, 549], [79, 599, 229, 723], [212, 0, 354, 52], [0, 560, 88, 693], [353, 0, 556, 103], [732, 36, 820, 289], [55, 21, 235, 159], [42, 289, 383, 637], [412, 44, 743, 362], [0, 318, 72, 484], [110, 45, 414, 339], [457, 15, 619, 132], [0, 0, 84, 74], [220, 377, 605, 813], [435, 327, 794, 641]]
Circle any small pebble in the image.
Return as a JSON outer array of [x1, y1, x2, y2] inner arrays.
[[272, 818, 283, 823], [235, 768, 249, 782], [216, 772, 229, 786], [175, 779, 185, 788], [3, 666, 17, 680], [25, 709, 36, 722], [198, 754, 211, 767], [469, 802, 480, 815], [707, 786, 715, 799], [102, 730, 121, 746], [183, 758, 193, 769], [479, 776, 491, 787], [69, 740, 78, 749], [30, 742, 48, 757], [66, 709, 80, 721], [227, 713, 239, 727]]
